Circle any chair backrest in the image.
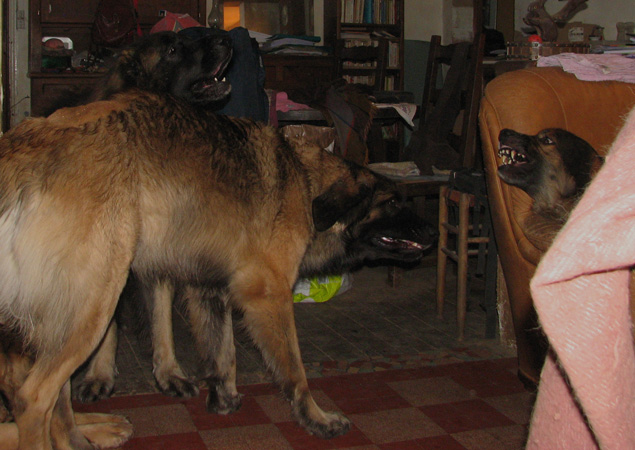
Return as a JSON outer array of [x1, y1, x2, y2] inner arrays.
[[335, 38, 389, 92], [406, 33, 485, 171]]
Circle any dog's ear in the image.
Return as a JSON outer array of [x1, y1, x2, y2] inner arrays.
[[312, 181, 371, 232]]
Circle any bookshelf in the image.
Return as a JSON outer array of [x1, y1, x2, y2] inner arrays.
[[324, 0, 405, 91]]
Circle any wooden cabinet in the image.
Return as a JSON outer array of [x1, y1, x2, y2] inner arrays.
[[262, 54, 336, 91], [39, 0, 99, 23], [323, 0, 405, 90], [29, 0, 205, 116]]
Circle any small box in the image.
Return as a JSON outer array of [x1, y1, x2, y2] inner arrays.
[[557, 22, 603, 43]]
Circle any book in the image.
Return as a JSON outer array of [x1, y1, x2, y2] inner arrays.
[[363, 0, 373, 24]]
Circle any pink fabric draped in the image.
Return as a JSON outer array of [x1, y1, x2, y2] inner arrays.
[[527, 106, 635, 449]]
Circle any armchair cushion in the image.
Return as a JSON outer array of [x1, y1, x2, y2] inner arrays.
[[479, 66, 635, 383]]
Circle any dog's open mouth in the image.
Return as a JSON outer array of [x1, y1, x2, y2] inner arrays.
[[192, 75, 229, 93], [498, 144, 529, 167], [192, 50, 233, 100], [372, 236, 429, 253]]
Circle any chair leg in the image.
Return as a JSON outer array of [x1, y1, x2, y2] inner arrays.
[[387, 265, 403, 288], [456, 192, 470, 341], [436, 186, 449, 319], [484, 234, 498, 339]]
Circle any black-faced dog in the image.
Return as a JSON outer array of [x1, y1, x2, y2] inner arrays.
[[497, 128, 602, 250], [94, 29, 233, 106], [0, 88, 434, 447], [43, 30, 233, 116]]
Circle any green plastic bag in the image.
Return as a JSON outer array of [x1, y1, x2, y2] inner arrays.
[[293, 274, 352, 303]]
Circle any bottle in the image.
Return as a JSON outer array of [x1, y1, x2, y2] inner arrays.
[[208, 0, 223, 29], [528, 34, 542, 61]]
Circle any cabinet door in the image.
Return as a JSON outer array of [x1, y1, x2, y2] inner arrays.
[[40, 0, 203, 25], [137, 0, 204, 25], [40, 0, 99, 23]]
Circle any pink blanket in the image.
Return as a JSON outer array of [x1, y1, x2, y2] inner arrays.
[[537, 53, 635, 83], [527, 106, 635, 448]]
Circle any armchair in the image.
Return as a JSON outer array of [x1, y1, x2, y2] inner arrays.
[[479, 66, 635, 385]]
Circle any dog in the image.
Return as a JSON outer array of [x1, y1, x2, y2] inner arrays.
[[0, 330, 134, 450], [54, 29, 235, 404], [497, 128, 602, 250], [1, 26, 237, 441], [43, 29, 233, 116], [71, 29, 435, 412], [73, 125, 436, 422], [0, 88, 434, 447]]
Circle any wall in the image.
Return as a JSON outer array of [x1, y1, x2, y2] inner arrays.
[[515, 0, 634, 41], [405, 0, 445, 41], [405, 0, 635, 43]]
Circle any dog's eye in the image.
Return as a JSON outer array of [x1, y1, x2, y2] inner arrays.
[[541, 136, 554, 145], [167, 45, 177, 56]]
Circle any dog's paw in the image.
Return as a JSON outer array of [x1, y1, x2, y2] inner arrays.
[[206, 390, 243, 415], [74, 377, 116, 403], [155, 372, 200, 398], [77, 413, 134, 449], [303, 411, 351, 439]]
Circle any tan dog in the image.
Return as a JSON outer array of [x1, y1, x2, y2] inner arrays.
[[71, 29, 235, 405], [497, 128, 602, 251], [0, 89, 432, 447], [71, 29, 435, 428]]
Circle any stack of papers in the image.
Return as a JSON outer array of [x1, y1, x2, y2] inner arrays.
[[248, 30, 271, 44], [260, 34, 321, 53], [368, 161, 420, 177]]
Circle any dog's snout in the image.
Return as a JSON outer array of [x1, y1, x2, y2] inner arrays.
[[499, 129, 517, 141]]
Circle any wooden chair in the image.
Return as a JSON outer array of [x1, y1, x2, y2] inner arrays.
[[436, 176, 496, 341], [394, 33, 485, 210], [406, 33, 496, 341], [391, 33, 495, 339], [403, 33, 485, 175]]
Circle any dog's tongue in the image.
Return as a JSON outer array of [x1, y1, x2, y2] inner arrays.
[[378, 236, 426, 251]]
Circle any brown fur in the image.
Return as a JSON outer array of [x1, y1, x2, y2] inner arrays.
[[74, 31, 435, 415], [72, 29, 234, 404], [0, 90, 432, 447], [497, 128, 601, 251]]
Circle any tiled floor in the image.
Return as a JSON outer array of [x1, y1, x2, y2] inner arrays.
[[76, 357, 533, 450], [72, 254, 536, 449]]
